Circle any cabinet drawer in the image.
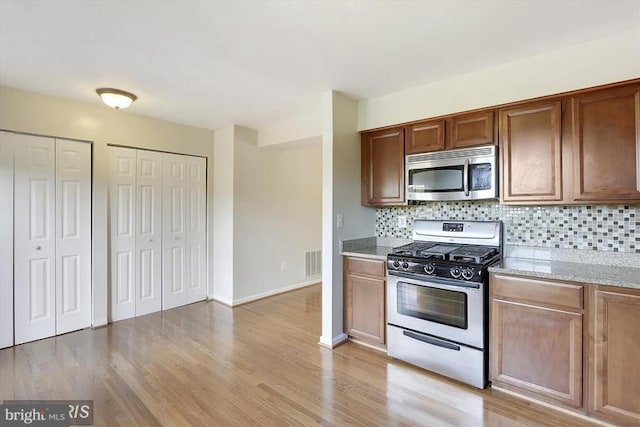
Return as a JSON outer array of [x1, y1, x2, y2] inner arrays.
[[492, 274, 583, 310], [346, 257, 385, 278]]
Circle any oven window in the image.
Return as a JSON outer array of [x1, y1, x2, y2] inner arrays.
[[409, 166, 463, 192], [469, 163, 492, 191], [397, 281, 468, 329]]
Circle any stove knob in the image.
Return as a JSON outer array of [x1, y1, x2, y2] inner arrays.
[[450, 267, 461, 279], [424, 263, 436, 275], [392, 260, 400, 269], [401, 262, 409, 270], [461, 268, 474, 281]]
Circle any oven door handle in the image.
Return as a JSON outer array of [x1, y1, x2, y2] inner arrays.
[[463, 158, 470, 196], [403, 330, 461, 351], [388, 271, 481, 289]]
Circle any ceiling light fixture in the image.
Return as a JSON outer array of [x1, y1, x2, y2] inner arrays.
[[96, 88, 137, 110]]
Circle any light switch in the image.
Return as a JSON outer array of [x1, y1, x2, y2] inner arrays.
[[337, 214, 344, 228]]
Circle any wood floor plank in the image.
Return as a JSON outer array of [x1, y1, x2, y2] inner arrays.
[[0, 284, 599, 426]]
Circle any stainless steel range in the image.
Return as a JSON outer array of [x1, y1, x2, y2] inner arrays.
[[386, 219, 502, 389]]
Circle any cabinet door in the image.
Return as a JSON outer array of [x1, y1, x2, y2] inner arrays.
[[491, 299, 583, 408], [0, 132, 14, 348], [572, 86, 640, 202], [405, 120, 444, 154], [500, 101, 563, 202], [185, 156, 207, 304], [590, 289, 640, 426], [447, 111, 494, 149], [361, 127, 405, 206], [14, 134, 57, 344], [135, 150, 163, 316], [109, 147, 137, 321], [344, 273, 385, 345], [55, 139, 91, 335], [163, 153, 187, 310]]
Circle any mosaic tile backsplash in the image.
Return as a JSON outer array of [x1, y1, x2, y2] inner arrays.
[[376, 202, 639, 253]]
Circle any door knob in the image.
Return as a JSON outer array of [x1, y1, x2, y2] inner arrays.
[[35, 246, 42, 250], [174, 236, 179, 241], [147, 238, 153, 242]]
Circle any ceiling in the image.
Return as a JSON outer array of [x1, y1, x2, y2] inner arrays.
[[0, 0, 638, 131]]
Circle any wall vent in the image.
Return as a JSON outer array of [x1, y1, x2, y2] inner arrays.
[[305, 250, 322, 277]]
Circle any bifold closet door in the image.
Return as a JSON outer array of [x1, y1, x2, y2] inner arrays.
[[185, 156, 207, 304], [109, 147, 163, 320], [14, 134, 57, 345], [0, 133, 15, 348], [135, 150, 163, 316], [55, 139, 91, 335], [109, 147, 137, 321], [162, 153, 187, 310]]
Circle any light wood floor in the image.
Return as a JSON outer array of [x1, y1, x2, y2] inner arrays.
[[0, 284, 598, 426]]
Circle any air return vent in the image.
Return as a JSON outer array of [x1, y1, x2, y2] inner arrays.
[[305, 250, 322, 277]]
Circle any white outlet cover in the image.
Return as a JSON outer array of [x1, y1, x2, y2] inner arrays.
[[398, 215, 407, 228]]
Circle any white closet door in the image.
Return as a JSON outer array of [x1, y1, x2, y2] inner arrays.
[[185, 156, 207, 304], [0, 132, 15, 348], [14, 134, 56, 344], [135, 150, 163, 316], [162, 153, 187, 310], [109, 147, 137, 321], [55, 139, 91, 335]]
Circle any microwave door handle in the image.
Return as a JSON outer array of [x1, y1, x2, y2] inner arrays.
[[463, 159, 470, 196]]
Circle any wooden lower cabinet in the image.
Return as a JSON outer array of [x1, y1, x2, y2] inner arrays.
[[589, 287, 640, 426], [491, 273, 640, 426], [344, 256, 386, 348], [490, 274, 583, 408]]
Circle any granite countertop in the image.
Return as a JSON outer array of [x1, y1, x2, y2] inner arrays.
[[340, 237, 410, 261], [489, 246, 640, 290]]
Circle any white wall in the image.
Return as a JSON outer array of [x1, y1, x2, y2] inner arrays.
[[212, 125, 235, 305], [257, 103, 322, 148], [0, 85, 215, 327], [320, 91, 376, 348], [212, 125, 322, 305], [358, 29, 640, 130]]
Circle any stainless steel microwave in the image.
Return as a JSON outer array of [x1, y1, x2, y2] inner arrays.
[[406, 145, 497, 201]]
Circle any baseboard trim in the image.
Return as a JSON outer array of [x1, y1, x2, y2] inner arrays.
[[318, 333, 348, 349], [209, 295, 234, 307], [91, 320, 108, 329], [231, 280, 320, 307], [491, 386, 616, 427]]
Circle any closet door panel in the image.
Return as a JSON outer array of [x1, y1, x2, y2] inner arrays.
[[135, 150, 163, 316], [55, 139, 91, 334], [0, 132, 15, 348], [14, 134, 56, 344], [185, 156, 207, 303], [162, 153, 187, 310], [109, 147, 136, 321]]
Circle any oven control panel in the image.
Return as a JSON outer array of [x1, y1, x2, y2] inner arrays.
[[387, 255, 483, 282]]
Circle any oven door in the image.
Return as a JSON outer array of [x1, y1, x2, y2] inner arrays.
[[387, 273, 485, 349]]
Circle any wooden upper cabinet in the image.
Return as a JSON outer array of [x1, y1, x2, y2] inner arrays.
[[571, 85, 640, 202], [405, 120, 444, 154], [447, 110, 495, 149], [361, 127, 405, 206], [589, 288, 640, 426], [500, 101, 563, 202]]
